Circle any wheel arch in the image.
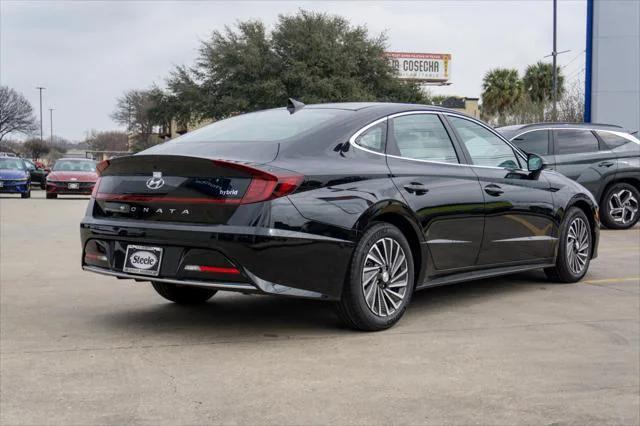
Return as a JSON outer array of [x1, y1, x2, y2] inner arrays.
[[598, 176, 640, 205], [566, 195, 599, 258], [354, 200, 426, 286]]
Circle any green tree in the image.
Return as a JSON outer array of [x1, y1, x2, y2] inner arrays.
[[523, 61, 564, 120], [111, 89, 163, 151], [162, 10, 426, 121], [523, 61, 564, 103], [481, 68, 522, 125]]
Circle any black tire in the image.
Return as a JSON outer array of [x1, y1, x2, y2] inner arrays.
[[337, 222, 415, 331], [21, 190, 31, 199], [151, 281, 217, 305], [46, 193, 57, 199], [40, 182, 46, 190], [545, 207, 592, 283], [600, 183, 640, 230]]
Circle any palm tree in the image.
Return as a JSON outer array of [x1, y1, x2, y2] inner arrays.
[[481, 68, 522, 125], [523, 61, 564, 120]]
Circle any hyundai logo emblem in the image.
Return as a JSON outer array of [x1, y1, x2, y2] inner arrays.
[[146, 176, 165, 190]]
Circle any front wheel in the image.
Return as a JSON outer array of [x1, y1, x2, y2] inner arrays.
[[151, 281, 217, 305], [337, 223, 415, 331], [46, 193, 57, 199], [21, 190, 31, 199], [601, 183, 639, 229], [545, 207, 592, 283]]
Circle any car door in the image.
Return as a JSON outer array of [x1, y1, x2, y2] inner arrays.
[[551, 129, 617, 197], [446, 115, 557, 266], [385, 112, 485, 273]]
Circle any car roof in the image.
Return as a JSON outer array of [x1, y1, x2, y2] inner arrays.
[[304, 102, 477, 119], [56, 158, 96, 162], [496, 122, 630, 133]]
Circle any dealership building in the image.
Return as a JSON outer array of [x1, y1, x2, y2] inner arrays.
[[585, 0, 640, 131]]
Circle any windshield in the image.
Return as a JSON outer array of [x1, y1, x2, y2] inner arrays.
[[53, 160, 96, 172], [165, 108, 348, 143], [0, 158, 26, 170]]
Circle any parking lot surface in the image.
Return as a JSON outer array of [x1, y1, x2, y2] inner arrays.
[[1, 190, 639, 425]]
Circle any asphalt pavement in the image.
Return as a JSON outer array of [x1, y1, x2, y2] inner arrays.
[[1, 189, 638, 425]]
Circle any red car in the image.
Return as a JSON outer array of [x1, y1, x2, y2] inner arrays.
[[46, 158, 98, 199]]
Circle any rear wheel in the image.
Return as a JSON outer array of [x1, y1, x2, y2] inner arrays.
[[544, 207, 592, 283], [151, 281, 217, 305], [601, 183, 639, 229], [337, 223, 415, 331], [46, 193, 57, 199]]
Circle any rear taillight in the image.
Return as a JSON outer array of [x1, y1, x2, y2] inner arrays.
[[91, 177, 101, 198], [212, 160, 304, 204], [96, 160, 110, 176]]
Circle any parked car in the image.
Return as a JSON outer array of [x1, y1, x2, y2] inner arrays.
[[22, 159, 49, 189], [0, 157, 31, 198], [81, 102, 600, 331], [46, 158, 98, 199], [497, 123, 640, 230]]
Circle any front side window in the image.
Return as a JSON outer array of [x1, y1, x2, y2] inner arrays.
[[354, 122, 386, 153], [554, 130, 599, 154], [391, 114, 459, 163], [449, 116, 520, 169], [597, 131, 636, 150], [512, 130, 549, 155]]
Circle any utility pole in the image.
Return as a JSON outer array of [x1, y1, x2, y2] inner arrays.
[[36, 87, 46, 141], [49, 109, 54, 143], [552, 0, 558, 121]]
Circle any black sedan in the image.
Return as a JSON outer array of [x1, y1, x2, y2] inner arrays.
[[81, 102, 599, 330]]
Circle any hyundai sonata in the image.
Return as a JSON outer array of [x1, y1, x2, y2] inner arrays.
[[81, 102, 599, 330]]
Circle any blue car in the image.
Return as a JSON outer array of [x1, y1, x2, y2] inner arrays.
[[0, 157, 31, 198]]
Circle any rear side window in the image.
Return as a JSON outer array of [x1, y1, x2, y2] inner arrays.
[[554, 130, 599, 154], [354, 122, 386, 153], [512, 130, 549, 155], [391, 114, 459, 163]]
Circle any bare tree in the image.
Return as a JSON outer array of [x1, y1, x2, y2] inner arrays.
[[23, 138, 50, 161], [85, 130, 129, 152], [0, 86, 39, 142], [557, 80, 585, 123]]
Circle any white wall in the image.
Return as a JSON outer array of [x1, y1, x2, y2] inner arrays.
[[591, 0, 640, 131]]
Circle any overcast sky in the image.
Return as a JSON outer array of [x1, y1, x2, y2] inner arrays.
[[1, 0, 587, 141]]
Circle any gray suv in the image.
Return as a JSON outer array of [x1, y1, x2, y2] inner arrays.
[[498, 123, 640, 229]]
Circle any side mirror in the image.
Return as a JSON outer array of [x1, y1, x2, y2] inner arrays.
[[527, 153, 548, 177]]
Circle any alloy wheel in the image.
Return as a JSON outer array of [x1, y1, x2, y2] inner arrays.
[[608, 189, 639, 225], [362, 237, 409, 317], [566, 217, 590, 275]]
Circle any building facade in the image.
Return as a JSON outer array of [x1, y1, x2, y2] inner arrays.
[[586, 0, 640, 130]]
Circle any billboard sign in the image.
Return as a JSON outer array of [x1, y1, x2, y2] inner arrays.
[[386, 52, 451, 82]]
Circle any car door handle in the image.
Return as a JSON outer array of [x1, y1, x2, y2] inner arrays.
[[598, 161, 614, 167], [484, 184, 504, 196], [403, 182, 428, 195]]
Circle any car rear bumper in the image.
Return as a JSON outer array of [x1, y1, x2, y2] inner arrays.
[[80, 217, 355, 300]]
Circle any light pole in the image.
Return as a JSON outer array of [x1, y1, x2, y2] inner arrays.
[[552, 0, 558, 120], [49, 109, 54, 143], [36, 87, 46, 141]]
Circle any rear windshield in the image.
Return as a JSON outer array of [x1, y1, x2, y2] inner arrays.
[[0, 158, 25, 170], [53, 160, 96, 172], [166, 108, 348, 143]]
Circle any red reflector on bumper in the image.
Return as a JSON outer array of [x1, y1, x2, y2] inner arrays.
[[183, 265, 240, 274]]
